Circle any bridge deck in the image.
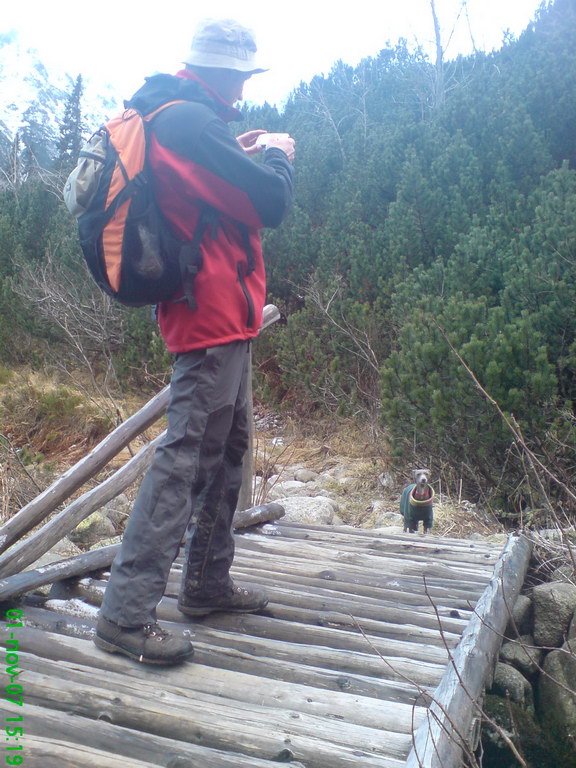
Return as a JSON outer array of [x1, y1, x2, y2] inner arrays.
[[2, 522, 518, 768]]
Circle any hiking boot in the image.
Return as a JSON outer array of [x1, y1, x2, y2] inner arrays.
[[94, 615, 194, 665], [178, 582, 269, 617]]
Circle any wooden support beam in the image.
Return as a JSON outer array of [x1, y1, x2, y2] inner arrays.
[[0, 511, 285, 602], [404, 534, 533, 768], [0, 544, 120, 602], [0, 433, 165, 578], [0, 385, 170, 555]]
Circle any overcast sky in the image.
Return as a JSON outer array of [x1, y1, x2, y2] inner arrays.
[[4, 0, 545, 106]]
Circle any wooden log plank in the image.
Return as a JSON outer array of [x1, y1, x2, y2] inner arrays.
[[229, 548, 493, 598], [275, 521, 499, 552], [166, 596, 452, 666], [226, 548, 492, 603], [271, 522, 499, 550], [223, 559, 484, 611], [166, 572, 475, 627], [240, 526, 498, 560], [54, 578, 464, 649], [0, 544, 120, 602], [17, 666, 414, 765], [23, 596, 445, 691], [405, 534, 533, 768], [28, 595, 446, 688], [39, 580, 451, 666], [0, 432, 164, 578], [15, 643, 427, 735], [14, 622, 431, 706], [67, 566, 470, 636], [0, 385, 170, 556], [287, 538, 499, 569], [233, 537, 495, 585], [233, 502, 286, 529], [13, 734, 162, 768], [20, 702, 311, 768], [204, 583, 469, 634], [0, 517, 289, 604]]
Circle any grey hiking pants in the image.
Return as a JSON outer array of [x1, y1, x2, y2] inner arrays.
[[101, 340, 250, 627]]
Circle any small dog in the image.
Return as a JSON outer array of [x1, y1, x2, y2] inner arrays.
[[400, 468, 435, 533]]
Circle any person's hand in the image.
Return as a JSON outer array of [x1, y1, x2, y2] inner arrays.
[[265, 135, 296, 163], [237, 129, 267, 156]]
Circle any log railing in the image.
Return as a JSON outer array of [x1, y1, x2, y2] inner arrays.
[[404, 533, 532, 768], [0, 305, 282, 581]]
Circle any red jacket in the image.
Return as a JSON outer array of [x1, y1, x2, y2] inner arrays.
[[127, 70, 294, 353]]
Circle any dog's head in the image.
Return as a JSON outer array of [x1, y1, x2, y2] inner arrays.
[[413, 468, 430, 487]]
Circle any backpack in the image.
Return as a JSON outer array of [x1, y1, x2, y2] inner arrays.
[[63, 101, 210, 308]]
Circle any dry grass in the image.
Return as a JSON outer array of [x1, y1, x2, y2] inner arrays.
[[253, 409, 505, 536]]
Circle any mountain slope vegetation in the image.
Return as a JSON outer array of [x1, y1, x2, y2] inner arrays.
[[0, 0, 574, 521]]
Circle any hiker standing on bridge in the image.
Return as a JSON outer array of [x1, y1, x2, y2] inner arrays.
[[95, 18, 295, 665]]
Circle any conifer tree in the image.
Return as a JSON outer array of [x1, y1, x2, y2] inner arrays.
[[57, 74, 85, 175]]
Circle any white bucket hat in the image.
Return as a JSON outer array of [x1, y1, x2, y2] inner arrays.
[[184, 18, 268, 74]]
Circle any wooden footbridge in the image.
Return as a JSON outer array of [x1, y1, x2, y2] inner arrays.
[[0, 520, 531, 768], [0, 310, 532, 768]]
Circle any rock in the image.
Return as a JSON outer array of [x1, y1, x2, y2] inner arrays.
[[533, 581, 576, 647], [499, 634, 543, 678], [69, 511, 116, 549], [24, 537, 82, 573], [89, 535, 123, 550], [550, 562, 576, 584], [570, 611, 576, 642], [491, 662, 534, 711], [294, 468, 318, 483], [538, 641, 576, 752], [375, 511, 404, 527], [273, 496, 342, 525], [377, 471, 394, 488], [482, 694, 564, 768], [505, 594, 532, 638], [322, 465, 352, 480], [100, 494, 131, 528], [372, 525, 404, 535], [267, 480, 309, 500]]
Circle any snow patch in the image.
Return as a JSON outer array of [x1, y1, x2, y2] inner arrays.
[[44, 598, 100, 620]]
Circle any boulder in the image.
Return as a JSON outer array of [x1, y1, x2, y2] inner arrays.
[[533, 581, 576, 647], [69, 511, 116, 549], [375, 511, 404, 527], [377, 471, 394, 489], [273, 496, 343, 526], [491, 662, 534, 711], [570, 611, 576, 642], [505, 594, 532, 638], [24, 537, 82, 575], [267, 480, 310, 500], [482, 694, 565, 768], [538, 641, 576, 751], [100, 493, 131, 528], [372, 526, 405, 535], [550, 562, 575, 584], [294, 468, 318, 483], [499, 634, 543, 678]]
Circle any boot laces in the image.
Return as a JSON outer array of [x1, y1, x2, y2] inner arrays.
[[143, 622, 169, 641]]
